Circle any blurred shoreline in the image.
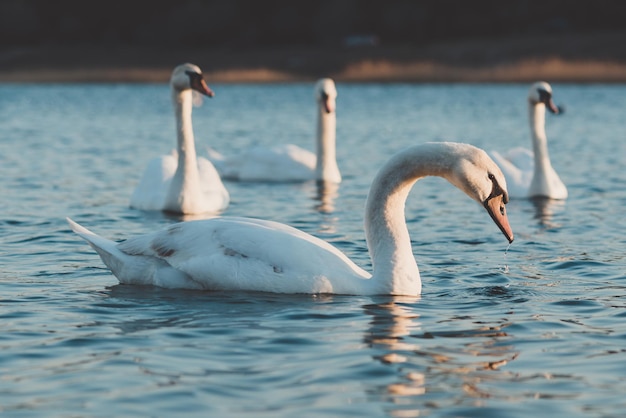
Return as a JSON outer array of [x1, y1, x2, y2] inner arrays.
[[2, 31, 626, 83]]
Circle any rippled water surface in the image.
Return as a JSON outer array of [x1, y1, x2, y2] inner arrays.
[[1, 82, 626, 417]]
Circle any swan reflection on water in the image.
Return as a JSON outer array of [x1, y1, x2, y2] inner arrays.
[[313, 180, 339, 213], [530, 197, 565, 229], [312, 180, 340, 233], [363, 298, 519, 410], [363, 298, 426, 405]]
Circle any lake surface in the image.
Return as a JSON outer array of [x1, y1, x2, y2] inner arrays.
[[1, 82, 625, 417]]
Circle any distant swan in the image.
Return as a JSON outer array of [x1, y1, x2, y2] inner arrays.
[[490, 81, 567, 199], [130, 63, 229, 215], [68, 142, 513, 296], [209, 78, 341, 183]]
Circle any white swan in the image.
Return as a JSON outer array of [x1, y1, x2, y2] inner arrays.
[[130, 63, 229, 215], [490, 81, 567, 200], [209, 78, 341, 183], [68, 142, 513, 296]]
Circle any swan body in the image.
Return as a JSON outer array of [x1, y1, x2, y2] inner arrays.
[[130, 63, 229, 215], [69, 142, 514, 296], [490, 81, 567, 200], [209, 78, 341, 183]]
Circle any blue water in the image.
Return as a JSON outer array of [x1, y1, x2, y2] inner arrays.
[[1, 82, 626, 417]]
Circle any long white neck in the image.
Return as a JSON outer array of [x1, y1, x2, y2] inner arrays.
[[364, 144, 457, 295], [529, 102, 552, 175], [528, 101, 567, 198], [315, 106, 341, 182], [164, 89, 201, 213]]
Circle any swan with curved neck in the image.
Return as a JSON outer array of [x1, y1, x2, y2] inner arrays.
[[491, 81, 567, 199], [130, 63, 229, 215], [209, 78, 341, 183], [68, 142, 513, 296]]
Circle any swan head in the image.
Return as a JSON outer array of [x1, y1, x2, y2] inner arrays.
[[528, 81, 562, 114], [171, 63, 215, 97], [315, 78, 337, 114], [447, 144, 514, 243]]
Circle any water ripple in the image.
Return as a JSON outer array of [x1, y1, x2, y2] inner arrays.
[[2, 83, 626, 417]]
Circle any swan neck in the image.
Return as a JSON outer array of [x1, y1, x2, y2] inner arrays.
[[363, 148, 452, 294], [315, 107, 340, 182], [173, 89, 199, 165], [529, 102, 551, 167], [165, 88, 200, 212], [527, 100, 567, 199]]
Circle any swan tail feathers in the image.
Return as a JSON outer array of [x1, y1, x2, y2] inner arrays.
[[67, 218, 196, 287], [67, 218, 115, 251], [66, 217, 129, 278]]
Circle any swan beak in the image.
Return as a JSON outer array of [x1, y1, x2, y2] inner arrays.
[[484, 195, 514, 243], [321, 92, 335, 113], [546, 98, 560, 114], [192, 78, 215, 98]]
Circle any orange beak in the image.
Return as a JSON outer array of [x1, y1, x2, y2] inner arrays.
[[191, 77, 214, 98], [321, 93, 334, 113], [484, 194, 514, 243]]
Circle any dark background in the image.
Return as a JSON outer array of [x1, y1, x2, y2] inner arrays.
[[1, 0, 623, 48], [1, 0, 625, 81]]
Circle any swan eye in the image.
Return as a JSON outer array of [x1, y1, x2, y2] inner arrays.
[[185, 71, 201, 81], [538, 88, 551, 102], [486, 173, 508, 204]]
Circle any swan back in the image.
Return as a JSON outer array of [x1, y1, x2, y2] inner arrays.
[[117, 217, 370, 293]]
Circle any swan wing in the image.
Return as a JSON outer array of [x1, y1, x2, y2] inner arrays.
[[505, 147, 534, 172], [239, 144, 316, 182], [130, 151, 177, 210], [197, 156, 230, 211], [117, 217, 369, 293], [214, 144, 316, 182], [206, 146, 241, 179]]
